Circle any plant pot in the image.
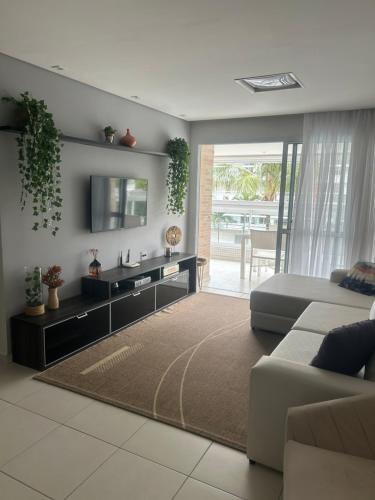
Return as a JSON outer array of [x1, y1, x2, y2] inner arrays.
[[24, 266, 44, 315], [47, 287, 59, 310], [120, 128, 136, 148], [24, 304, 45, 316], [105, 134, 115, 144]]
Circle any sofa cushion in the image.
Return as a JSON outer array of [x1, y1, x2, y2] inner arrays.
[[293, 302, 369, 336], [339, 261, 375, 295], [284, 440, 375, 500], [250, 274, 373, 323], [330, 268, 350, 284], [311, 320, 375, 375], [271, 330, 324, 365]]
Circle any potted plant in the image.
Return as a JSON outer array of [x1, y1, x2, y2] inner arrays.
[[103, 125, 117, 143], [166, 138, 190, 215], [42, 265, 64, 310], [24, 266, 45, 316], [2, 92, 63, 236]]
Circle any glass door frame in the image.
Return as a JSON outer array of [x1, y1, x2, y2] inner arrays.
[[275, 142, 302, 273]]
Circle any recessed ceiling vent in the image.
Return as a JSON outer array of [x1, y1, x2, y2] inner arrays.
[[235, 72, 302, 93]]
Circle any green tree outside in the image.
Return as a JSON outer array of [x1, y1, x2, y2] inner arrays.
[[213, 162, 283, 201]]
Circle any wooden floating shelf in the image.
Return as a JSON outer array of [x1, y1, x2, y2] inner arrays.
[[0, 126, 168, 158]]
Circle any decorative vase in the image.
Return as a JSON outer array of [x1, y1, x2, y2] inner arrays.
[[89, 258, 102, 277], [24, 266, 45, 316], [47, 287, 59, 310], [120, 128, 137, 148], [105, 134, 115, 144]]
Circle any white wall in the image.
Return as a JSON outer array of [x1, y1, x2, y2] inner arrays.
[[0, 53, 190, 355], [0, 52, 305, 356], [187, 115, 304, 253]]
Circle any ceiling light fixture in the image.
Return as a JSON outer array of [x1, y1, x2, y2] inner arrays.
[[51, 65, 64, 71], [235, 72, 302, 93]]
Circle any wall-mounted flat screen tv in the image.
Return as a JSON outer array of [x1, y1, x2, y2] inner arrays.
[[90, 176, 148, 232]]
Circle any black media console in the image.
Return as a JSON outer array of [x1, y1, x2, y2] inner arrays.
[[11, 253, 196, 370]]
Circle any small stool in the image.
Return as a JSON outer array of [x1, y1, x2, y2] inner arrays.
[[197, 257, 208, 290]]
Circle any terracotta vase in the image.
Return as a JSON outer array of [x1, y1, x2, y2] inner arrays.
[[48, 287, 59, 310], [120, 128, 137, 148]]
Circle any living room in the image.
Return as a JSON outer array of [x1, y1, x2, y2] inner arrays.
[[0, 1, 375, 499]]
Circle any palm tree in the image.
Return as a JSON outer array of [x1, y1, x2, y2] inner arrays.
[[259, 163, 281, 201], [233, 172, 259, 200], [213, 162, 284, 201], [213, 164, 241, 194], [213, 164, 259, 200]]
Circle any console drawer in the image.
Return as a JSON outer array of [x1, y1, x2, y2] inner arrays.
[[44, 304, 110, 366], [111, 286, 155, 332], [156, 271, 189, 309]]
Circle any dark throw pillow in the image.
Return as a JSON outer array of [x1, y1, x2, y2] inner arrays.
[[339, 261, 375, 295], [311, 320, 375, 375]]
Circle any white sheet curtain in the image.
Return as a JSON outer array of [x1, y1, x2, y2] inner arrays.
[[289, 109, 375, 277]]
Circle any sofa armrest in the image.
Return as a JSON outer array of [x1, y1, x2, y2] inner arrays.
[[330, 268, 349, 283], [286, 393, 375, 460], [247, 356, 375, 471]]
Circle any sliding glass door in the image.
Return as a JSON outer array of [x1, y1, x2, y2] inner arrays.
[[197, 141, 302, 295], [275, 143, 302, 273]]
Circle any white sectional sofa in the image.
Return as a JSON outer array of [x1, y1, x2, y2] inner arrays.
[[247, 270, 375, 472], [250, 270, 373, 334], [283, 394, 375, 500]]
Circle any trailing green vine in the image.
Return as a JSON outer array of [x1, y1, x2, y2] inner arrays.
[[166, 137, 190, 215], [2, 92, 63, 236]]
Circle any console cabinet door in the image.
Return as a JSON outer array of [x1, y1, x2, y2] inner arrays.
[[156, 271, 189, 310], [111, 286, 155, 332], [44, 304, 110, 366]]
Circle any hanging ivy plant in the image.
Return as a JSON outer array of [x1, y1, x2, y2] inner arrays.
[[166, 137, 190, 215], [2, 92, 63, 236]]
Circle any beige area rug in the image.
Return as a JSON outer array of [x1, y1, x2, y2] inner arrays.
[[35, 292, 280, 451]]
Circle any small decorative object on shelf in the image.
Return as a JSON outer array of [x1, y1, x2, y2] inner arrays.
[[164, 247, 172, 258], [103, 125, 117, 144], [120, 128, 137, 148], [24, 266, 45, 316], [42, 265, 64, 310], [165, 226, 182, 255], [89, 249, 102, 277]]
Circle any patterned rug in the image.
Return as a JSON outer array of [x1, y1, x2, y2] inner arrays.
[[35, 292, 280, 451]]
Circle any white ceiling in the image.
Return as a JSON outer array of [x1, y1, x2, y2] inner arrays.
[[1, 0, 375, 121]]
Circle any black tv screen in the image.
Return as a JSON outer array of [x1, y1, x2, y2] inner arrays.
[[90, 176, 148, 232]]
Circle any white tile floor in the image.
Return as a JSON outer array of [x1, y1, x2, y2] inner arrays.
[[0, 357, 283, 500], [202, 259, 274, 297]]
